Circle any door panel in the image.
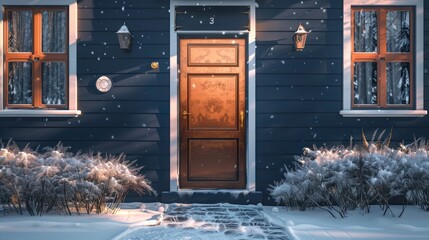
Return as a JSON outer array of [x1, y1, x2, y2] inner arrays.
[[188, 139, 238, 181], [187, 74, 238, 130], [179, 38, 246, 189], [188, 44, 239, 66]]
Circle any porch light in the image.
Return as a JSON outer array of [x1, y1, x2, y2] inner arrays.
[[293, 23, 309, 51], [117, 23, 132, 50]]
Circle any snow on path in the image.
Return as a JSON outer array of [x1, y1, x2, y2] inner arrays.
[[118, 204, 291, 240]]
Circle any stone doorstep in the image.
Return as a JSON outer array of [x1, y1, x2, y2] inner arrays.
[[161, 191, 263, 205]]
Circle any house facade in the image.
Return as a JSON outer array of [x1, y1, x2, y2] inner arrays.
[[0, 0, 427, 204]]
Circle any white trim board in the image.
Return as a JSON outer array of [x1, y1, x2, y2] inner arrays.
[[341, 0, 426, 117], [169, 0, 256, 192], [0, 0, 80, 117]]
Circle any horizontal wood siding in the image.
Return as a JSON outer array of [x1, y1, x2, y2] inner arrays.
[[1, 0, 429, 205], [255, 0, 429, 204], [78, 0, 170, 201], [0, 0, 170, 202]]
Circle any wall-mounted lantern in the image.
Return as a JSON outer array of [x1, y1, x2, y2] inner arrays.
[[293, 23, 309, 51], [116, 23, 132, 50]]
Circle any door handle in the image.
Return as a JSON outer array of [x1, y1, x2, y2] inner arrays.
[[182, 110, 191, 119], [240, 111, 245, 128]]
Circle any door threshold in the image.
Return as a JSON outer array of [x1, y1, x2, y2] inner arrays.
[[177, 189, 251, 193]]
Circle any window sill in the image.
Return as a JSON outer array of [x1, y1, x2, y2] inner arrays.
[[340, 110, 427, 117], [0, 109, 81, 117]]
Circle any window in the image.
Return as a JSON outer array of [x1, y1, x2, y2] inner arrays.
[[341, 0, 426, 117], [5, 7, 68, 109], [352, 7, 413, 108], [0, 0, 79, 117]]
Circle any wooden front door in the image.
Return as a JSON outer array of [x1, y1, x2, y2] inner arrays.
[[179, 38, 246, 189]]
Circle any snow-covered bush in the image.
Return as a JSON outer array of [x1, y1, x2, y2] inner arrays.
[[270, 130, 429, 218], [0, 142, 154, 216]]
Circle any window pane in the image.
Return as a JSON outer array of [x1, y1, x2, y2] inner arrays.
[[8, 62, 33, 104], [42, 62, 66, 105], [8, 10, 33, 52], [387, 62, 410, 104], [42, 10, 66, 53], [354, 62, 378, 104], [354, 10, 378, 52], [387, 11, 410, 52]]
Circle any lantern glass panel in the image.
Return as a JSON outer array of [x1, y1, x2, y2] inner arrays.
[[295, 33, 307, 51], [118, 33, 131, 49]]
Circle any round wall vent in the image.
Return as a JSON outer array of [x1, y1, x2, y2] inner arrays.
[[96, 76, 112, 92]]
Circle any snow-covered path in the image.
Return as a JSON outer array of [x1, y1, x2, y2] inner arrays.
[[118, 204, 291, 240], [1, 204, 429, 240]]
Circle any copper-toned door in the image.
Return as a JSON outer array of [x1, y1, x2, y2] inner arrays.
[[179, 38, 246, 189]]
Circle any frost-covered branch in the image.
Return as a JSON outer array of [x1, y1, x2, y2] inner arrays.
[[0, 142, 155, 216], [269, 132, 429, 217]]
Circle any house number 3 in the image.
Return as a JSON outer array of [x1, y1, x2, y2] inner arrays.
[[209, 17, 215, 25]]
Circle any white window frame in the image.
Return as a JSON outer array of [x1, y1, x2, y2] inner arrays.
[[341, 0, 426, 117], [169, 0, 256, 193], [0, 0, 80, 117]]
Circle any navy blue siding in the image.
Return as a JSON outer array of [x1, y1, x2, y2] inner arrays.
[[255, 0, 429, 204], [1, 0, 429, 205], [76, 0, 171, 201], [0, 0, 170, 202]]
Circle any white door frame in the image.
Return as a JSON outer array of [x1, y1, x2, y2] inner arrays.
[[169, 0, 256, 192]]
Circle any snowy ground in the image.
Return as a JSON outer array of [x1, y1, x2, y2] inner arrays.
[[1, 203, 429, 240], [0, 203, 164, 240], [265, 205, 429, 240]]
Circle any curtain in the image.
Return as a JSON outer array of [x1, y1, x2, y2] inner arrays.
[[354, 10, 377, 53], [386, 11, 410, 104], [354, 62, 378, 105], [387, 11, 410, 52], [8, 10, 32, 52], [8, 11, 33, 104], [387, 62, 410, 105], [354, 11, 378, 104], [42, 10, 66, 53], [42, 10, 66, 105], [42, 62, 66, 105], [8, 62, 32, 104]]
